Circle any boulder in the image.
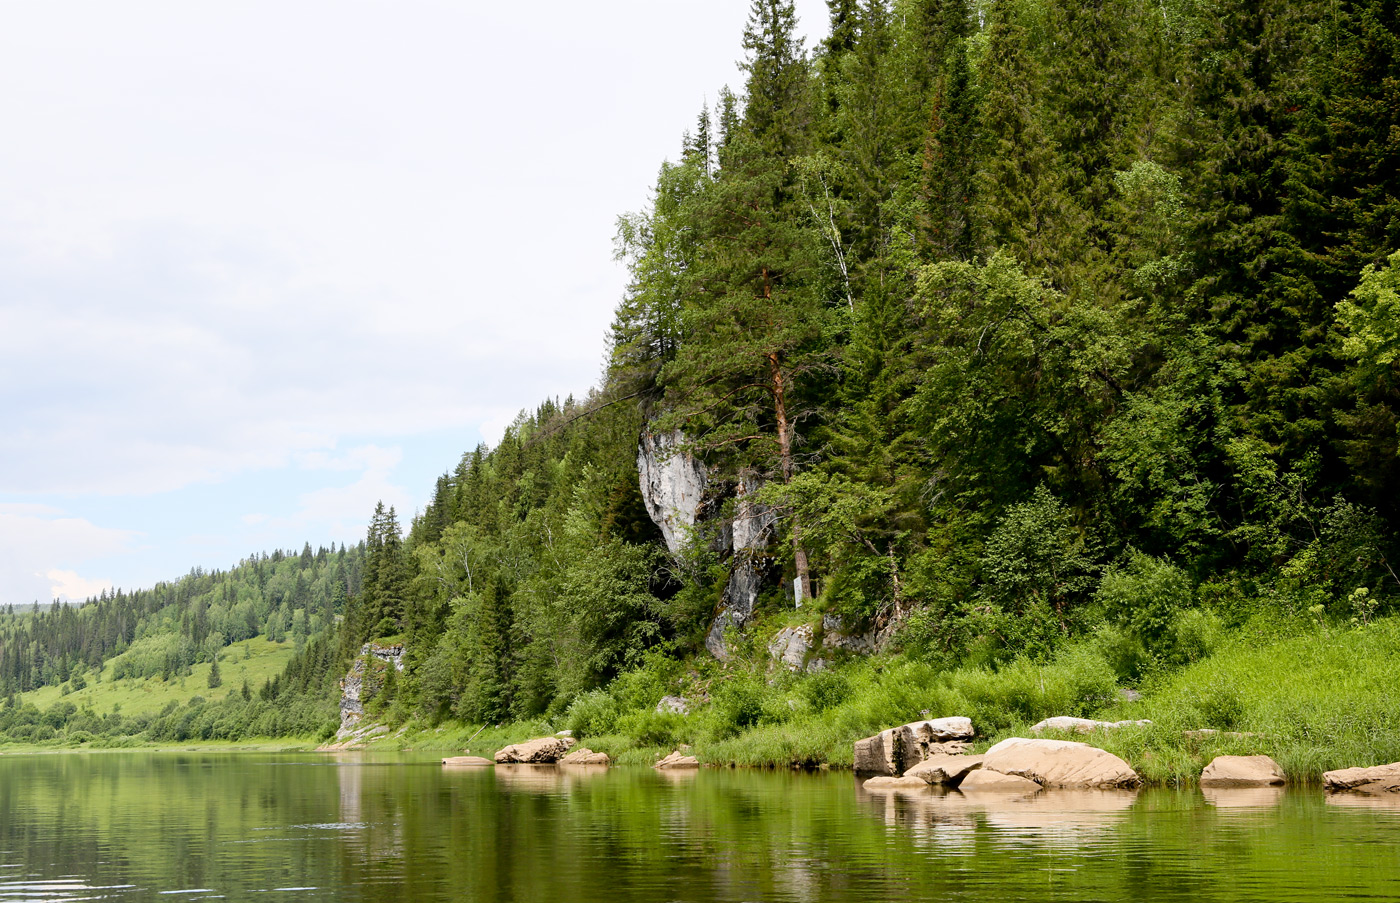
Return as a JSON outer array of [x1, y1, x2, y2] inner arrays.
[[655, 751, 701, 770], [1200, 755, 1285, 788], [862, 775, 931, 791], [560, 748, 611, 766], [905, 754, 985, 787], [959, 769, 1042, 794], [1324, 762, 1400, 794], [768, 624, 816, 671], [982, 737, 1140, 789], [853, 717, 976, 775], [441, 756, 494, 767], [1030, 717, 1152, 734], [493, 736, 576, 764], [656, 696, 691, 716]]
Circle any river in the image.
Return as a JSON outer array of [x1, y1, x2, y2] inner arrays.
[[1, 751, 1397, 901]]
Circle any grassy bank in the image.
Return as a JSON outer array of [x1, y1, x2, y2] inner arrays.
[[343, 615, 1400, 785], [7, 617, 1399, 786]]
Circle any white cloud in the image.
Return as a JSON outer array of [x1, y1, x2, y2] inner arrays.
[[0, 508, 137, 605], [46, 569, 113, 603], [0, 0, 833, 590]]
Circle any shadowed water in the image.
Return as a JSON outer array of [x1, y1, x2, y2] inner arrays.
[[0, 752, 1397, 901]]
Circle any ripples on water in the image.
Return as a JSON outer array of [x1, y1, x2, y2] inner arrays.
[[0, 753, 1398, 902]]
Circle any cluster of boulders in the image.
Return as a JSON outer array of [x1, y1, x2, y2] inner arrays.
[[857, 718, 1143, 794]]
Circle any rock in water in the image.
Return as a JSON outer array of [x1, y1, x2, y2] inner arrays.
[[853, 718, 976, 775], [1200, 755, 1285, 788], [654, 751, 701, 770], [958, 769, 1042, 794], [981, 738, 1140, 789], [905, 754, 985, 786], [493, 736, 576, 764], [1324, 762, 1400, 794], [441, 756, 494, 767], [861, 775, 930, 791], [560, 748, 612, 766]]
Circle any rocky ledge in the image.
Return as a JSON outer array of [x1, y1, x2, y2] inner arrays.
[[1324, 762, 1400, 795]]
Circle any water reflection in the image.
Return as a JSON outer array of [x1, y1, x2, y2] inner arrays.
[[856, 779, 1140, 849], [0, 754, 1398, 902], [1202, 785, 1286, 810]]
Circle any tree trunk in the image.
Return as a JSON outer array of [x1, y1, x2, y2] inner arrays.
[[768, 343, 812, 601]]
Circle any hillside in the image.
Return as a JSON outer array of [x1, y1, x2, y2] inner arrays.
[[3, 0, 1399, 764]]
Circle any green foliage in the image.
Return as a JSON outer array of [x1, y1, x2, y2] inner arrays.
[[1095, 550, 1194, 647]]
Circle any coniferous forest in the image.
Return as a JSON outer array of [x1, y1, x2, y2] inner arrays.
[[4, 0, 1400, 775]]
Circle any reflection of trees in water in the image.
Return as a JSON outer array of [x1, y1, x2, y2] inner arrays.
[[3, 755, 1399, 901]]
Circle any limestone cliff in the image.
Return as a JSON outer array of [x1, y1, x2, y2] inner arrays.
[[638, 431, 776, 659], [637, 430, 708, 559], [336, 642, 406, 741]]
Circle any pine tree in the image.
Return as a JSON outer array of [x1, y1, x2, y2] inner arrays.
[[207, 656, 222, 689]]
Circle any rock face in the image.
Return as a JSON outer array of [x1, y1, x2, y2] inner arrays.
[[981, 738, 1140, 789], [656, 696, 691, 715], [905, 754, 985, 787], [706, 476, 777, 659], [1030, 717, 1152, 734], [638, 433, 778, 662], [560, 748, 611, 766], [1200, 755, 1285, 788], [958, 769, 1043, 793], [768, 624, 824, 672], [335, 643, 409, 741], [655, 751, 701, 770], [494, 736, 576, 764], [638, 431, 709, 559], [1324, 762, 1400, 794], [442, 756, 494, 767], [853, 718, 976, 775]]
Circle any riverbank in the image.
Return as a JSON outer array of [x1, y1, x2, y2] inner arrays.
[[5, 615, 1398, 787], [330, 615, 1400, 786]]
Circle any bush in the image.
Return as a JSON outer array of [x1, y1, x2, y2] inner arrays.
[[1095, 550, 1194, 647], [801, 670, 850, 713], [565, 689, 622, 738]]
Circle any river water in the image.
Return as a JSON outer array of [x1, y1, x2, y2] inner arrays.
[[1, 751, 1398, 901]]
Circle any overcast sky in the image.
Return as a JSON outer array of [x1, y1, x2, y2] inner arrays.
[[0, 0, 832, 606]]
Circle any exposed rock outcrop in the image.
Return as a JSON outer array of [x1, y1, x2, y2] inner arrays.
[[1030, 717, 1152, 734], [656, 696, 691, 715], [981, 737, 1140, 789], [1200, 755, 1285, 788], [1324, 762, 1400, 794], [639, 433, 778, 662], [494, 736, 576, 764], [335, 643, 408, 741], [768, 624, 826, 672], [853, 718, 976, 775], [706, 476, 777, 660], [638, 431, 708, 559], [442, 756, 494, 767]]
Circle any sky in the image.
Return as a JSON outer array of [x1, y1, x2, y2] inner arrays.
[[0, 0, 832, 607]]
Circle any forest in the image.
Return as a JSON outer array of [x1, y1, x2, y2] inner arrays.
[[2, 0, 1398, 767]]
